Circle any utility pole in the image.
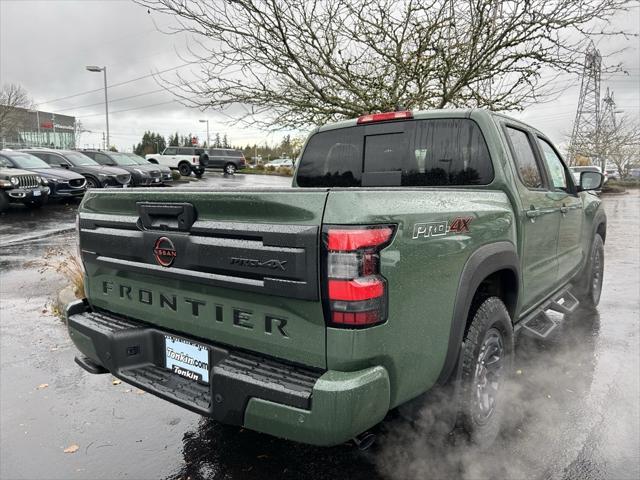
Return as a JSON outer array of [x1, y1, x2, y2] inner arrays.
[[86, 65, 110, 149], [199, 119, 210, 147], [569, 43, 602, 166]]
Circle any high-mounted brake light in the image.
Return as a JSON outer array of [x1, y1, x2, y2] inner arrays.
[[356, 110, 413, 124], [324, 225, 395, 328]]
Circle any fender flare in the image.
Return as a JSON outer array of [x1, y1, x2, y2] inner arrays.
[[592, 210, 607, 243], [436, 241, 520, 384]]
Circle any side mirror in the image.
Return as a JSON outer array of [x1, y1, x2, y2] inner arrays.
[[61, 163, 70, 169], [579, 171, 603, 191]]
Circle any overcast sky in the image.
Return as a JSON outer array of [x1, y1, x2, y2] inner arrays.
[[1, 0, 638, 152]]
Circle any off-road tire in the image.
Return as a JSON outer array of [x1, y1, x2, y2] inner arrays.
[[0, 191, 9, 213], [460, 296, 514, 446], [574, 234, 604, 306], [178, 162, 192, 177], [224, 163, 237, 175]]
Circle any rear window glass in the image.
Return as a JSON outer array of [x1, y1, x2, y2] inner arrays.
[[296, 119, 493, 187]]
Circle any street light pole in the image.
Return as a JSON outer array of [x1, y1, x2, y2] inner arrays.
[[199, 119, 209, 147], [86, 65, 110, 149]]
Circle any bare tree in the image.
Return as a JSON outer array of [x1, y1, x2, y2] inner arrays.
[[0, 83, 34, 141], [138, 0, 634, 129], [599, 115, 640, 178]]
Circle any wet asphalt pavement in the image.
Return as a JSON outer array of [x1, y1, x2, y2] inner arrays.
[[0, 174, 638, 480]]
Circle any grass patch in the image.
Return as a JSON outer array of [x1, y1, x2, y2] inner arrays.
[[238, 167, 293, 177], [608, 178, 640, 189], [38, 248, 85, 299]]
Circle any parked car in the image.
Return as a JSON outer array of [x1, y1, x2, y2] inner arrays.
[[81, 150, 162, 187], [122, 153, 173, 184], [0, 150, 86, 200], [605, 167, 619, 181], [145, 147, 207, 177], [22, 149, 131, 188], [570, 165, 608, 186], [0, 157, 49, 212], [266, 158, 294, 168], [67, 109, 605, 448], [206, 148, 247, 174]]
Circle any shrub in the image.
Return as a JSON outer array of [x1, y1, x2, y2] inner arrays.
[[171, 169, 181, 180], [276, 166, 294, 176], [266, 165, 276, 172], [37, 248, 85, 299]]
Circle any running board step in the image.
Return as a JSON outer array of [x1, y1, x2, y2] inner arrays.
[[521, 311, 557, 338], [516, 287, 580, 339], [548, 289, 579, 315]]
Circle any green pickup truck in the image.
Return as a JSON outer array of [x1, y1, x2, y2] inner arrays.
[[66, 109, 606, 447]]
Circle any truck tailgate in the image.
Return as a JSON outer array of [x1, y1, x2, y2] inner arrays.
[[78, 188, 328, 369]]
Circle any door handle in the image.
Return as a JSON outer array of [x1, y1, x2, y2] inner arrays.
[[560, 205, 569, 214], [525, 209, 541, 218]]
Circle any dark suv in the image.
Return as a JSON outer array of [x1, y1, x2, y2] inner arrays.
[[23, 149, 131, 188], [0, 150, 86, 200], [82, 150, 162, 186], [0, 157, 50, 212], [206, 148, 247, 174]]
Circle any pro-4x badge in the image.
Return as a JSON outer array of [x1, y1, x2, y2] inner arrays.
[[413, 217, 473, 239]]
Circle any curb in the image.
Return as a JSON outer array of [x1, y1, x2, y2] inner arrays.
[[56, 285, 78, 318]]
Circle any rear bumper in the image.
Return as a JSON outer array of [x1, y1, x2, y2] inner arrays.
[[65, 300, 390, 446]]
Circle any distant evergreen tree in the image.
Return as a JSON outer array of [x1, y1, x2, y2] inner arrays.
[[134, 131, 166, 156], [168, 132, 180, 146]]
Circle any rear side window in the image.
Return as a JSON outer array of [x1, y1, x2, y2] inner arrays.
[[505, 127, 543, 189], [297, 119, 493, 187], [177, 148, 192, 155]]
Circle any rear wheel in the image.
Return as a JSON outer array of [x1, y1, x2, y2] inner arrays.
[[224, 163, 236, 175], [574, 234, 604, 306], [459, 296, 513, 445], [178, 162, 192, 177]]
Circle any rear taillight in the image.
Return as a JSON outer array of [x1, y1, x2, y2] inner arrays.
[[192, 157, 198, 164], [323, 225, 395, 327], [356, 110, 413, 124]]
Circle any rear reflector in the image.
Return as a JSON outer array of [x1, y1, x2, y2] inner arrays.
[[332, 310, 381, 325], [357, 110, 413, 124]]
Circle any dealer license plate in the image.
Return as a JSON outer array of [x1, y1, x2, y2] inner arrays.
[[33, 189, 41, 197], [164, 335, 210, 383]]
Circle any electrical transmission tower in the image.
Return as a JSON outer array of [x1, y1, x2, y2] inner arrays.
[[569, 43, 602, 166], [601, 87, 617, 132]]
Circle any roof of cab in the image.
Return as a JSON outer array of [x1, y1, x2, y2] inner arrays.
[[315, 107, 544, 136]]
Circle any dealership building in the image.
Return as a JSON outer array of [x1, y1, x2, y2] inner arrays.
[[0, 107, 76, 149]]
